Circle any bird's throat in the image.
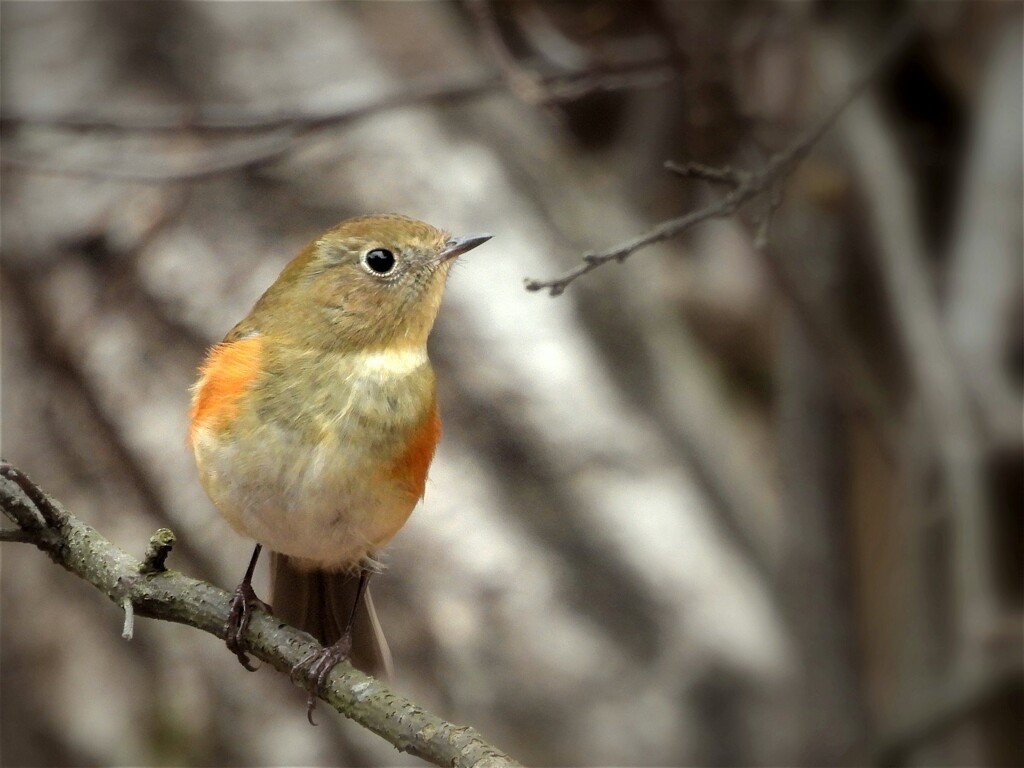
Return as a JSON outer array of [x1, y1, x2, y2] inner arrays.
[[349, 346, 429, 377]]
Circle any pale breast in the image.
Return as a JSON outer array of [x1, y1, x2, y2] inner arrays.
[[193, 345, 438, 570]]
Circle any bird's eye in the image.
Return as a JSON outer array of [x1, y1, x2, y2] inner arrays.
[[363, 248, 396, 275]]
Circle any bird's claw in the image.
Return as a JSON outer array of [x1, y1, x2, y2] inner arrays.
[[291, 633, 353, 725], [225, 581, 271, 671]]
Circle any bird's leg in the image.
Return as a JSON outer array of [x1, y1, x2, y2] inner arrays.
[[292, 565, 373, 725], [225, 543, 271, 671]]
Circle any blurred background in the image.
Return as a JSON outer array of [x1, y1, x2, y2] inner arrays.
[[1, 2, 1021, 766]]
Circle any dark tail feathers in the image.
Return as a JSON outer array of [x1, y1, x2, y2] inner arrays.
[[270, 552, 393, 679]]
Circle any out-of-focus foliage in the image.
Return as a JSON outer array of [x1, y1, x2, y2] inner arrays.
[[1, 2, 1020, 766]]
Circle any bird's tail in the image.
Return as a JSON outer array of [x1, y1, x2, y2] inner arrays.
[[269, 551, 393, 679]]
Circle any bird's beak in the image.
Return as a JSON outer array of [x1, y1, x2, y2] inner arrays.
[[438, 233, 492, 262]]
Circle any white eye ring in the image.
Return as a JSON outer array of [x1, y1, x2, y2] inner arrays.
[[362, 248, 397, 276]]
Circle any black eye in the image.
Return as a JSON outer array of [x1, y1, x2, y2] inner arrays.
[[364, 248, 396, 275]]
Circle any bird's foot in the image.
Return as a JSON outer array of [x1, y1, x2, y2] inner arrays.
[[291, 633, 353, 725], [225, 581, 271, 671]]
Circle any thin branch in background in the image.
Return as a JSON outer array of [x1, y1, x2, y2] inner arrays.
[[2, 270, 223, 582], [79, 185, 221, 353], [0, 528, 47, 544], [664, 160, 745, 187], [0, 74, 502, 182], [0, 73, 502, 133], [814, 28, 997, 665], [530, 58, 678, 102], [525, 181, 759, 296], [0, 461, 521, 768], [466, 0, 680, 105], [942, 20, 1024, 447], [0, 131, 300, 184], [0, 56, 672, 184], [2, 462, 64, 526], [523, 16, 918, 296]]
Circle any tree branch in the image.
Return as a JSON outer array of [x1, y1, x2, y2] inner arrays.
[[814, 26, 997, 669], [0, 74, 501, 183], [466, 0, 679, 105], [0, 73, 503, 133], [0, 460, 520, 768], [523, 16, 917, 296], [1, 58, 675, 184], [0, 131, 300, 184]]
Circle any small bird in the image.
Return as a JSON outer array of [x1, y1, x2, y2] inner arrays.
[[188, 214, 490, 720]]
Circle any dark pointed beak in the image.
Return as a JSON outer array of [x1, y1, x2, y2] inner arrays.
[[438, 233, 492, 261]]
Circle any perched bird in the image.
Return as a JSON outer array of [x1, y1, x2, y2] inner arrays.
[[188, 214, 490, 719]]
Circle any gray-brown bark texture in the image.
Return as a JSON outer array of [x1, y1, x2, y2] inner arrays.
[[0, 462, 519, 768], [2, 2, 1021, 766]]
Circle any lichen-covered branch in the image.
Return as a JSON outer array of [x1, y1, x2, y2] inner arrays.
[[0, 460, 520, 768]]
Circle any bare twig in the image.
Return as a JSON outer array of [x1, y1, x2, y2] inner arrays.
[[0, 74, 501, 183], [140, 528, 176, 574], [0, 460, 520, 768], [664, 160, 744, 187], [2, 462, 63, 523], [467, 0, 678, 104], [3, 270, 222, 583], [0, 131, 298, 184], [0, 47, 679, 184], [1, 528, 47, 544], [0, 73, 502, 133], [2, 53, 669, 184], [525, 186, 753, 296], [527, 58, 678, 103], [524, 17, 917, 296]]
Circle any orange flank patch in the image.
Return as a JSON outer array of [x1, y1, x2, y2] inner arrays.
[[390, 403, 441, 499], [188, 336, 263, 445]]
